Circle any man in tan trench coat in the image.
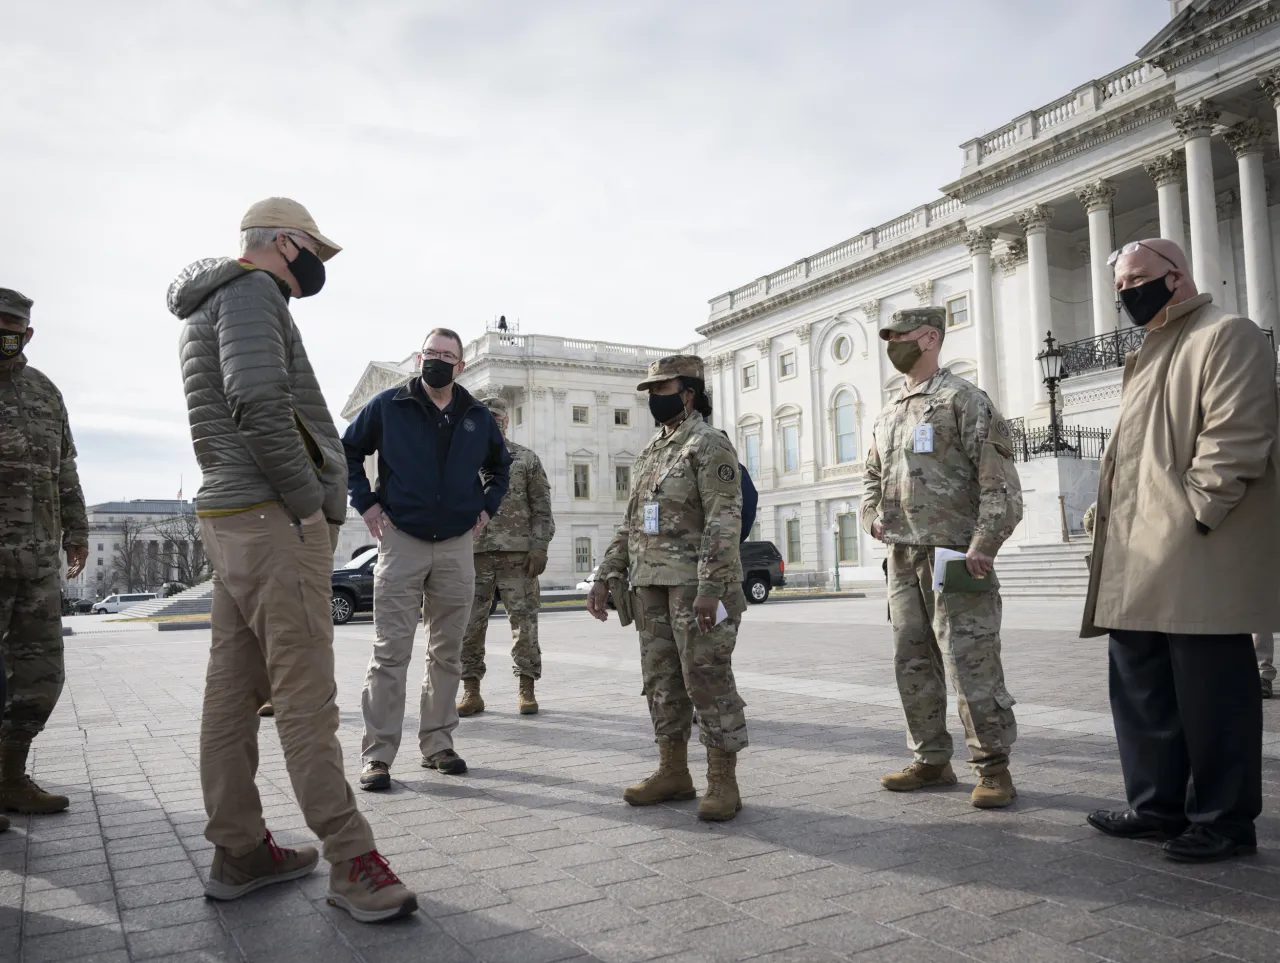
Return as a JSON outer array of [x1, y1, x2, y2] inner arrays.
[[1081, 238, 1280, 864]]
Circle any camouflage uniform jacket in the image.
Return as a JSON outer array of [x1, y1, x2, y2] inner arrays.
[[0, 358, 89, 578], [598, 411, 742, 597], [862, 368, 1022, 556], [473, 439, 554, 554]]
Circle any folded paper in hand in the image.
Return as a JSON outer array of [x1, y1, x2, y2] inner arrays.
[[931, 548, 967, 592], [932, 548, 994, 594], [715, 601, 728, 626]]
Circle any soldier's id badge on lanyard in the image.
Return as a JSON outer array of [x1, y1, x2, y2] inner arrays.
[[913, 424, 934, 453], [643, 503, 659, 534]]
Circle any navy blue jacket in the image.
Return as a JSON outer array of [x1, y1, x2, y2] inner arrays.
[[343, 381, 511, 542], [739, 463, 757, 543]]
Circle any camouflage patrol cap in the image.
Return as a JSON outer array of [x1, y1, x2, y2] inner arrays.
[[480, 395, 508, 413], [879, 306, 946, 341], [636, 354, 705, 391], [0, 288, 33, 323]]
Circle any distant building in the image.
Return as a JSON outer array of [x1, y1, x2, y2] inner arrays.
[[343, 322, 682, 589]]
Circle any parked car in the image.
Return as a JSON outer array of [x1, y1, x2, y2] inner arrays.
[[73, 598, 95, 615], [741, 540, 785, 604], [91, 592, 158, 615], [331, 547, 377, 624]]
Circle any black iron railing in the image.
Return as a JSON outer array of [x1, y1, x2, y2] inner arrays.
[[1060, 326, 1276, 376], [1009, 424, 1111, 463]]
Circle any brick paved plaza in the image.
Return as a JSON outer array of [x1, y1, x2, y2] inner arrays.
[[6, 598, 1280, 963]]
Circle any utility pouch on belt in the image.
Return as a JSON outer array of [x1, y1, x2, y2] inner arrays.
[[608, 578, 635, 628]]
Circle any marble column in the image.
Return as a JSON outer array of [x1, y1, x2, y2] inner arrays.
[[962, 227, 1000, 405], [1223, 119, 1276, 331], [1016, 204, 1054, 406], [1075, 180, 1119, 336], [1262, 71, 1280, 140], [1143, 151, 1187, 255], [1173, 100, 1222, 295]]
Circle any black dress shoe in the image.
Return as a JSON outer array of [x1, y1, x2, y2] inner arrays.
[[1087, 809, 1186, 840], [1163, 825, 1257, 863]]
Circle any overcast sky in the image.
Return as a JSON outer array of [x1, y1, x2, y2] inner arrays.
[[2, 1, 1169, 505]]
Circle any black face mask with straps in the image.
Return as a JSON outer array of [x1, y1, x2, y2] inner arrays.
[[284, 236, 326, 298], [1119, 273, 1174, 327]]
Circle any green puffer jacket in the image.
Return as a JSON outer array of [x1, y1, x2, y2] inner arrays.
[[168, 258, 347, 523], [0, 358, 88, 578]]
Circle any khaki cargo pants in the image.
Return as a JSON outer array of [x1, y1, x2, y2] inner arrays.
[[887, 543, 1017, 777], [200, 502, 374, 863], [361, 526, 474, 765]]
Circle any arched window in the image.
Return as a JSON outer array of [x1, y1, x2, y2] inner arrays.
[[834, 391, 857, 464]]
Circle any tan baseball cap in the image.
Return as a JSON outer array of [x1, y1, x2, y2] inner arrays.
[[240, 197, 342, 262], [637, 354, 705, 391], [879, 306, 946, 341]]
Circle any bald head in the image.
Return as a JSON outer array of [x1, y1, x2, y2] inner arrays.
[[1113, 238, 1197, 328]]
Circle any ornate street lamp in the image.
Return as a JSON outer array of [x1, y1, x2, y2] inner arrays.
[[1036, 330, 1068, 452]]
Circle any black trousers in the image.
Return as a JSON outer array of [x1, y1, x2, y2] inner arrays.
[[1109, 630, 1262, 843]]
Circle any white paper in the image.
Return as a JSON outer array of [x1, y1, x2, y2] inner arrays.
[[913, 423, 934, 453], [642, 503, 659, 534], [715, 601, 728, 626], [932, 548, 968, 592]]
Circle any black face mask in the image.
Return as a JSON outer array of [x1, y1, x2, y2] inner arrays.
[[421, 358, 457, 390], [284, 237, 326, 298], [1119, 274, 1174, 327], [649, 392, 687, 425], [0, 331, 25, 360]]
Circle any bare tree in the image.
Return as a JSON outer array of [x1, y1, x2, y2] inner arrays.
[[153, 511, 210, 589], [108, 517, 150, 592]]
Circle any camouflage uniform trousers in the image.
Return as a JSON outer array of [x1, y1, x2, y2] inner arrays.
[[887, 543, 1016, 777], [461, 552, 541, 681], [0, 573, 64, 751], [636, 585, 748, 752]]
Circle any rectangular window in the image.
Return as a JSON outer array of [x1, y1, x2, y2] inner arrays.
[[614, 408, 630, 427], [614, 465, 631, 500], [744, 433, 761, 478], [514, 406, 523, 427], [741, 363, 758, 390], [574, 537, 593, 572], [786, 518, 802, 564], [96, 558, 103, 567], [778, 351, 797, 379], [837, 513, 859, 563], [97, 544, 103, 552], [782, 424, 800, 473], [947, 293, 970, 328], [573, 464, 590, 500], [572, 405, 589, 425]]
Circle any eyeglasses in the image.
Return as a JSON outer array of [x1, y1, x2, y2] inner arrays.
[[423, 349, 460, 364], [1107, 241, 1180, 270]]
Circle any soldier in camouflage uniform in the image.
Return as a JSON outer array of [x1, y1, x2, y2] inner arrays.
[[863, 307, 1023, 809], [458, 396, 555, 717], [0, 288, 88, 820], [588, 355, 748, 822]]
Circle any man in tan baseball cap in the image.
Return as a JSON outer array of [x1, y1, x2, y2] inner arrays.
[[240, 197, 342, 263]]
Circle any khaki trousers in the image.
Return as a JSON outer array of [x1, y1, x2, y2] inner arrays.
[[200, 502, 374, 863], [362, 526, 474, 765], [1255, 633, 1276, 682]]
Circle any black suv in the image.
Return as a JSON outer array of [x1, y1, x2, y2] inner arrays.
[[741, 540, 785, 603]]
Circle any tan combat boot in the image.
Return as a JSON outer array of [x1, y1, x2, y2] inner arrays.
[[457, 679, 485, 717], [204, 830, 320, 900], [518, 676, 538, 715], [880, 761, 957, 793], [0, 746, 69, 814], [698, 748, 742, 822], [623, 739, 696, 806], [971, 771, 1017, 809], [327, 850, 418, 923]]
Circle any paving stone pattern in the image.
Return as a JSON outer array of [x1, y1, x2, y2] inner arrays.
[[9, 598, 1280, 962]]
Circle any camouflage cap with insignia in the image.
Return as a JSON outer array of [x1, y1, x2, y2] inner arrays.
[[480, 395, 508, 413], [0, 288, 33, 323], [636, 354, 705, 391], [879, 306, 946, 341]]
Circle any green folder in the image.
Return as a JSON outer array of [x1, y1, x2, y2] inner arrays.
[[941, 558, 997, 594]]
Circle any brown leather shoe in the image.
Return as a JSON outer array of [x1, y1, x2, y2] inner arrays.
[[327, 851, 418, 923], [204, 831, 319, 900]]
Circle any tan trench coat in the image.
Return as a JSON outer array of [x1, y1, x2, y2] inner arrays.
[[1081, 294, 1280, 637]]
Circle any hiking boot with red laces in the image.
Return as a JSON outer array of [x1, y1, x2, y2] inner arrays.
[[204, 830, 320, 900], [327, 850, 418, 923]]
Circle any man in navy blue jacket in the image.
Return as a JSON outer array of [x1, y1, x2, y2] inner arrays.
[[343, 327, 510, 789]]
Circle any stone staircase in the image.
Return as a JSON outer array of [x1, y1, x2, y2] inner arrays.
[[994, 540, 1092, 599], [119, 581, 215, 618]]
